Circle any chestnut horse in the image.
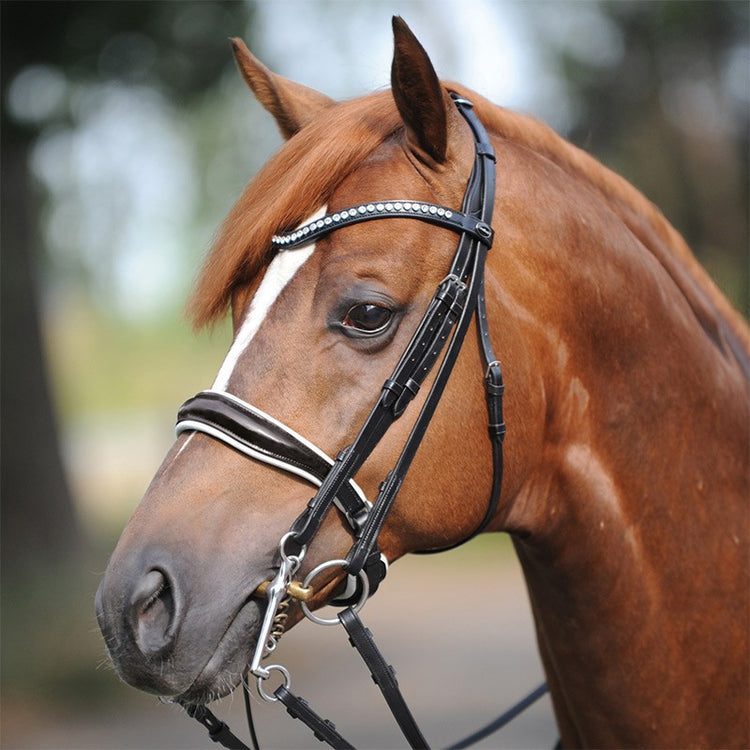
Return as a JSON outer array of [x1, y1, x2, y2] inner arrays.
[[96, 18, 749, 749]]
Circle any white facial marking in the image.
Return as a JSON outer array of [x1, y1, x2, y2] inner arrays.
[[161, 432, 195, 477], [174, 432, 194, 459], [212, 207, 326, 392]]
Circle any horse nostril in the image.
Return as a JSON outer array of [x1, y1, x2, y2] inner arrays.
[[131, 569, 177, 657]]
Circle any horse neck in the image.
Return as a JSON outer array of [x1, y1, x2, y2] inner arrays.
[[488, 137, 749, 746]]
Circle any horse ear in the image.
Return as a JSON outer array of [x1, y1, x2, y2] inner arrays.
[[390, 17, 458, 167], [230, 38, 335, 139]]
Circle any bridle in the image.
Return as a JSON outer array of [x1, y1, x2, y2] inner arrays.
[[174, 95, 548, 749]]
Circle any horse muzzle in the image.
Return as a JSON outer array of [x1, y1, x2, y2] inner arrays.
[[95, 542, 267, 702]]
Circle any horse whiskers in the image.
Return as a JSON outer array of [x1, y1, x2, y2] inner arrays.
[[95, 654, 119, 673]]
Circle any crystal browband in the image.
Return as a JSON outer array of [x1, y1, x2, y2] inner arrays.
[[271, 200, 494, 251]]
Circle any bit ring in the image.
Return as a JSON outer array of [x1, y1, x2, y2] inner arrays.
[[300, 559, 369, 626], [256, 664, 291, 702]]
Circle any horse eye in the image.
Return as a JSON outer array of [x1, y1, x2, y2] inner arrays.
[[342, 304, 392, 334]]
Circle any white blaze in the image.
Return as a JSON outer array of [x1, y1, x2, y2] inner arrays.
[[212, 208, 325, 392]]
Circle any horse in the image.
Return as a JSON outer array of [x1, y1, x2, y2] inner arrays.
[[96, 17, 750, 749]]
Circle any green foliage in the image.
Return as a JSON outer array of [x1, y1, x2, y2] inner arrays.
[[550, 0, 749, 314], [2, 1, 253, 110], [0, 552, 126, 710], [46, 299, 231, 420]]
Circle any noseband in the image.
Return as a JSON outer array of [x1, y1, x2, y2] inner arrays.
[[176, 95, 547, 750]]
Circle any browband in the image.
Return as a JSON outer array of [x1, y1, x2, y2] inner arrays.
[[176, 390, 371, 533], [272, 200, 494, 251]]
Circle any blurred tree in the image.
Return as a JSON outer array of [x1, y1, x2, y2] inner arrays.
[[0, 1, 252, 567], [533, 0, 748, 313]]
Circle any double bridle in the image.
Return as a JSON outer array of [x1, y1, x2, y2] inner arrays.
[[174, 95, 548, 750]]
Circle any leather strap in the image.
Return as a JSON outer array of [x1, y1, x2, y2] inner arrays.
[[345, 95, 500, 571], [274, 686, 355, 749], [176, 390, 371, 534], [285, 242, 478, 551], [345, 247, 486, 573], [285, 97, 498, 556], [445, 682, 549, 750], [184, 704, 251, 750], [339, 608, 429, 749]]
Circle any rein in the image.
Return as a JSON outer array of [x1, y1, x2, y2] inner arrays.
[[175, 95, 548, 749]]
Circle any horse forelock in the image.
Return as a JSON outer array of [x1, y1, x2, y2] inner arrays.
[[186, 82, 550, 329], [188, 91, 402, 328]]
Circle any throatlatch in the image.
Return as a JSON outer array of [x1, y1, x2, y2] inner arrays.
[[175, 95, 547, 750]]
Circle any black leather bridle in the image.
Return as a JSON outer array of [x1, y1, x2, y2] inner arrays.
[[175, 95, 548, 750]]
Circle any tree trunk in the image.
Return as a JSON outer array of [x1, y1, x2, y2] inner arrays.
[[0, 117, 84, 568]]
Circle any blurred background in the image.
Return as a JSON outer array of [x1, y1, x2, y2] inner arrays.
[[1, 1, 747, 748]]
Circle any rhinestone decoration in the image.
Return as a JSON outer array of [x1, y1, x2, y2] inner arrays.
[[271, 200, 458, 249]]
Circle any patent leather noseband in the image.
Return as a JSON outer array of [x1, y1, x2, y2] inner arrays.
[[177, 391, 372, 536]]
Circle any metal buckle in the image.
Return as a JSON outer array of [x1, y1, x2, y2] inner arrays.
[[485, 359, 502, 379], [475, 221, 494, 243]]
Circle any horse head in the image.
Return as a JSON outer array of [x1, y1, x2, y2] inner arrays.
[[97, 17, 750, 748], [96, 18, 508, 706]]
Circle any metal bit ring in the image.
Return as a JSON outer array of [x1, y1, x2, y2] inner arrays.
[[300, 559, 370, 626], [256, 664, 291, 703]]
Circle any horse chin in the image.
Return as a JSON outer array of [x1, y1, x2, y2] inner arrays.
[[175, 576, 349, 704], [172, 596, 265, 705]]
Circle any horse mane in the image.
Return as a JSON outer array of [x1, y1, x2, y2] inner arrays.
[[189, 81, 749, 366], [452, 82, 750, 366]]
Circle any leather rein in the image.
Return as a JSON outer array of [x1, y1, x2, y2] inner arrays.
[[174, 95, 548, 750]]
